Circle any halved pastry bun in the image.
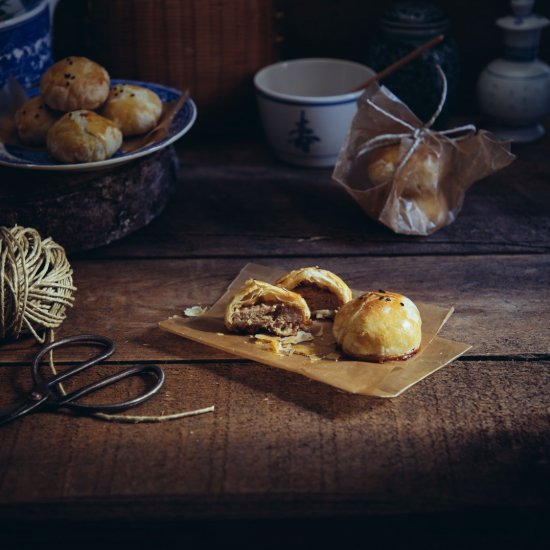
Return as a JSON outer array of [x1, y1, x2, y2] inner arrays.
[[224, 279, 311, 337], [275, 267, 352, 319], [333, 290, 421, 362]]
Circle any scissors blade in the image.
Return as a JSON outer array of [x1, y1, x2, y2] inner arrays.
[[0, 383, 50, 427]]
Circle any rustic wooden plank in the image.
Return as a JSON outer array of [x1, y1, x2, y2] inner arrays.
[[0, 359, 548, 519], [86, 167, 550, 257], [0, 254, 548, 363], [72, 138, 550, 258]]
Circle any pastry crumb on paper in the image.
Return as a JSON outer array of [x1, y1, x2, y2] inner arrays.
[[184, 305, 208, 317], [312, 309, 332, 320], [253, 331, 314, 355]]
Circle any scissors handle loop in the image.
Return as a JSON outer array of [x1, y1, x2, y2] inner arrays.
[[55, 364, 165, 413], [32, 334, 165, 415], [32, 334, 115, 386]]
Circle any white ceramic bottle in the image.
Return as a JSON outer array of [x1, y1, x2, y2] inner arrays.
[[477, 0, 550, 142]]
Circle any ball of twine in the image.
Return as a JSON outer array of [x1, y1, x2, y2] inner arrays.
[[0, 226, 75, 342]]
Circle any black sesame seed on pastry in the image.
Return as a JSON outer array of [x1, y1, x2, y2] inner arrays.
[[275, 266, 352, 319], [333, 290, 422, 362], [100, 84, 163, 136], [224, 279, 311, 337], [40, 56, 110, 112], [14, 96, 60, 145]]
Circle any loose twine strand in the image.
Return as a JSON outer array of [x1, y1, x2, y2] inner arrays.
[[45, 329, 214, 424], [356, 65, 477, 179], [1, 226, 214, 424]]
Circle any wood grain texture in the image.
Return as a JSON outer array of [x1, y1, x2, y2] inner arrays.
[[0, 360, 548, 519], [0, 147, 177, 253], [78, 141, 550, 258], [0, 132, 549, 535], [0, 254, 547, 363]]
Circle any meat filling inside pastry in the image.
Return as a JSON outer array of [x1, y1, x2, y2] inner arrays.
[[333, 290, 422, 362], [225, 279, 311, 337], [275, 267, 352, 319]]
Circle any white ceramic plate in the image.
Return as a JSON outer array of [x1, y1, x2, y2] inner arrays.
[[0, 80, 197, 172]]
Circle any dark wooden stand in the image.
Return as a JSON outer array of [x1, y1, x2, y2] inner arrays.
[[0, 146, 178, 252]]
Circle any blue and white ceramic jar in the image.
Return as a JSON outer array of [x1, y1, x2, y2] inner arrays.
[[0, 0, 56, 89], [367, 1, 459, 127], [477, 0, 550, 143]]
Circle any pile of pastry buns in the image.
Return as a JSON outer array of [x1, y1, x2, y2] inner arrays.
[[14, 56, 163, 163], [224, 267, 422, 362]]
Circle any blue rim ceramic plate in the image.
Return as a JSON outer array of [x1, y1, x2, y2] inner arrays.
[[0, 80, 197, 172]]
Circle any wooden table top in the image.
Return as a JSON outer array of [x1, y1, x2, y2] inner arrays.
[[1, 131, 549, 548]]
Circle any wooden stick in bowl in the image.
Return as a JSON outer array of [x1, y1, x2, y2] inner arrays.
[[350, 34, 444, 93]]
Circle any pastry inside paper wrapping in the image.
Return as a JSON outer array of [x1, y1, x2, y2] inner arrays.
[[275, 266, 352, 319], [159, 263, 472, 398], [332, 83, 516, 236]]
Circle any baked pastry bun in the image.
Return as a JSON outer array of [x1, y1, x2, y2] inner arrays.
[[100, 84, 163, 136], [367, 144, 401, 186], [225, 279, 311, 336], [367, 144, 447, 228], [46, 110, 123, 163], [14, 96, 60, 145], [333, 290, 422, 362], [275, 266, 352, 319], [40, 56, 110, 112]]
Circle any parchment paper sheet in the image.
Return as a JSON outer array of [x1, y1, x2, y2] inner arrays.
[[159, 263, 471, 398]]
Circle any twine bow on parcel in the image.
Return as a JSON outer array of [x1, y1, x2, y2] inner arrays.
[[330, 62, 518, 236], [356, 65, 476, 178]]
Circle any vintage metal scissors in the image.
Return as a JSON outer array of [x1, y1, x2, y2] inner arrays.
[[0, 334, 165, 426]]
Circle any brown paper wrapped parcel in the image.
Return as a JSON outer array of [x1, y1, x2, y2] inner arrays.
[[332, 82, 515, 236]]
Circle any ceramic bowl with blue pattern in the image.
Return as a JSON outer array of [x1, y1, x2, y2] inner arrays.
[[254, 58, 373, 168], [0, 0, 53, 90]]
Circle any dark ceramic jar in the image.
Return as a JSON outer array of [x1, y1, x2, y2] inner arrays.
[[367, 1, 459, 126]]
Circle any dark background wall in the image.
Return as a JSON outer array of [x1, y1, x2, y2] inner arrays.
[[52, 0, 550, 133], [281, 1, 550, 118]]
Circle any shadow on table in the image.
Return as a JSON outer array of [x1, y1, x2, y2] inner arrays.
[[2, 508, 548, 550], [200, 362, 398, 420]]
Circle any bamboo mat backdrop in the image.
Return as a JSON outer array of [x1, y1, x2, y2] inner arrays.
[[51, 0, 550, 134], [54, 0, 283, 134]]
